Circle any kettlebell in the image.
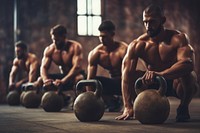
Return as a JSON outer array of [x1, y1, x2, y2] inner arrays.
[[21, 83, 42, 108], [20, 91, 26, 106], [41, 83, 64, 112], [6, 90, 20, 106], [134, 76, 170, 124], [73, 79, 105, 122]]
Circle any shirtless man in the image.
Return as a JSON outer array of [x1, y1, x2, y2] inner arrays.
[[87, 20, 128, 111], [9, 41, 40, 92], [115, 4, 199, 122], [40, 25, 84, 93]]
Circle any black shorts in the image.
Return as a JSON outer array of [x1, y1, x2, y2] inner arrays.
[[147, 79, 178, 97], [95, 76, 121, 95]]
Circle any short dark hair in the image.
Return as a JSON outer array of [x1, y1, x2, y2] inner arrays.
[[143, 4, 164, 17], [15, 41, 27, 51], [50, 24, 67, 36], [98, 20, 115, 32]]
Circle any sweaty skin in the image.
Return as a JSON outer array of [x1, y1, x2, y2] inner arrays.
[[115, 6, 198, 120]]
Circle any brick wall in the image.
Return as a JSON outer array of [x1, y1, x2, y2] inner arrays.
[[0, 0, 199, 102]]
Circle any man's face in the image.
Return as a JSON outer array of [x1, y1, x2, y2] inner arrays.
[[51, 34, 65, 49], [143, 12, 162, 38], [99, 31, 113, 46], [15, 47, 25, 59]]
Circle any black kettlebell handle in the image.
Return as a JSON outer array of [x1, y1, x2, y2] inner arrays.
[[43, 82, 57, 91], [135, 76, 167, 96], [21, 83, 35, 91], [76, 79, 103, 98]]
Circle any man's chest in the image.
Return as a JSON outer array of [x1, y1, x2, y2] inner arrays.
[[51, 51, 73, 65], [18, 60, 30, 71], [99, 52, 122, 69], [144, 42, 177, 64]]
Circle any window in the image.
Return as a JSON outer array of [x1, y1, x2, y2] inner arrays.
[[77, 0, 102, 36]]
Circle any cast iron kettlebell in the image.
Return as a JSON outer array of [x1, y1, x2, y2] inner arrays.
[[41, 83, 64, 112], [6, 90, 20, 106], [73, 79, 105, 122], [134, 76, 170, 124], [22, 83, 41, 108]]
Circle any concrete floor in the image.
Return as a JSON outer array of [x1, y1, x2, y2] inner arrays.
[[0, 97, 199, 133]]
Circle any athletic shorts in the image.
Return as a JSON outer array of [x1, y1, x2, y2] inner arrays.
[[147, 79, 178, 97], [95, 76, 121, 95]]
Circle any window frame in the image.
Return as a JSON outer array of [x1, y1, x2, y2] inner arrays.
[[77, 0, 103, 36]]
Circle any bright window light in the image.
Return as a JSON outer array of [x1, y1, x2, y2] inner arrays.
[[77, 0, 102, 36]]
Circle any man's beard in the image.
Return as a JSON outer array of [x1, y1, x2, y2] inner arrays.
[[56, 42, 64, 50], [17, 54, 24, 59], [17, 56, 23, 59], [147, 26, 162, 38]]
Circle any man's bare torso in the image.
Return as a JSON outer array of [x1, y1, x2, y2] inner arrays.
[[15, 53, 36, 72], [48, 41, 76, 74], [97, 42, 127, 77], [136, 29, 182, 71]]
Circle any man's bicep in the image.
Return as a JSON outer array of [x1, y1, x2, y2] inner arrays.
[[41, 54, 51, 69], [10, 63, 19, 75], [29, 60, 39, 74], [72, 45, 83, 66], [122, 44, 139, 73], [87, 62, 97, 79], [88, 50, 99, 66]]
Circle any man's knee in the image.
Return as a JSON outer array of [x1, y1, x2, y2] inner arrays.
[[173, 72, 198, 98], [74, 74, 85, 83]]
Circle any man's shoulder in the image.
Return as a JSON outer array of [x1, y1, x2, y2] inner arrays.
[[169, 29, 190, 47], [67, 40, 81, 46], [89, 44, 104, 56], [13, 58, 19, 65], [136, 33, 149, 42], [116, 41, 128, 48], [44, 43, 54, 51], [27, 53, 39, 62], [28, 53, 37, 58], [67, 40, 82, 51], [43, 44, 55, 57], [128, 34, 149, 48], [93, 44, 104, 50]]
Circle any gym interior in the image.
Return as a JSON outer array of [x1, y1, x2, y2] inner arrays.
[[0, 0, 200, 133]]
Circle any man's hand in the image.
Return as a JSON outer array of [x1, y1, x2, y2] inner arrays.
[[53, 79, 63, 86], [43, 79, 53, 87], [115, 107, 134, 120], [142, 70, 159, 86], [8, 84, 16, 91]]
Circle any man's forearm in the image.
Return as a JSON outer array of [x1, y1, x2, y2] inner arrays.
[[18, 78, 28, 84], [122, 78, 134, 108], [159, 59, 193, 79], [62, 66, 81, 84], [40, 68, 49, 82]]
